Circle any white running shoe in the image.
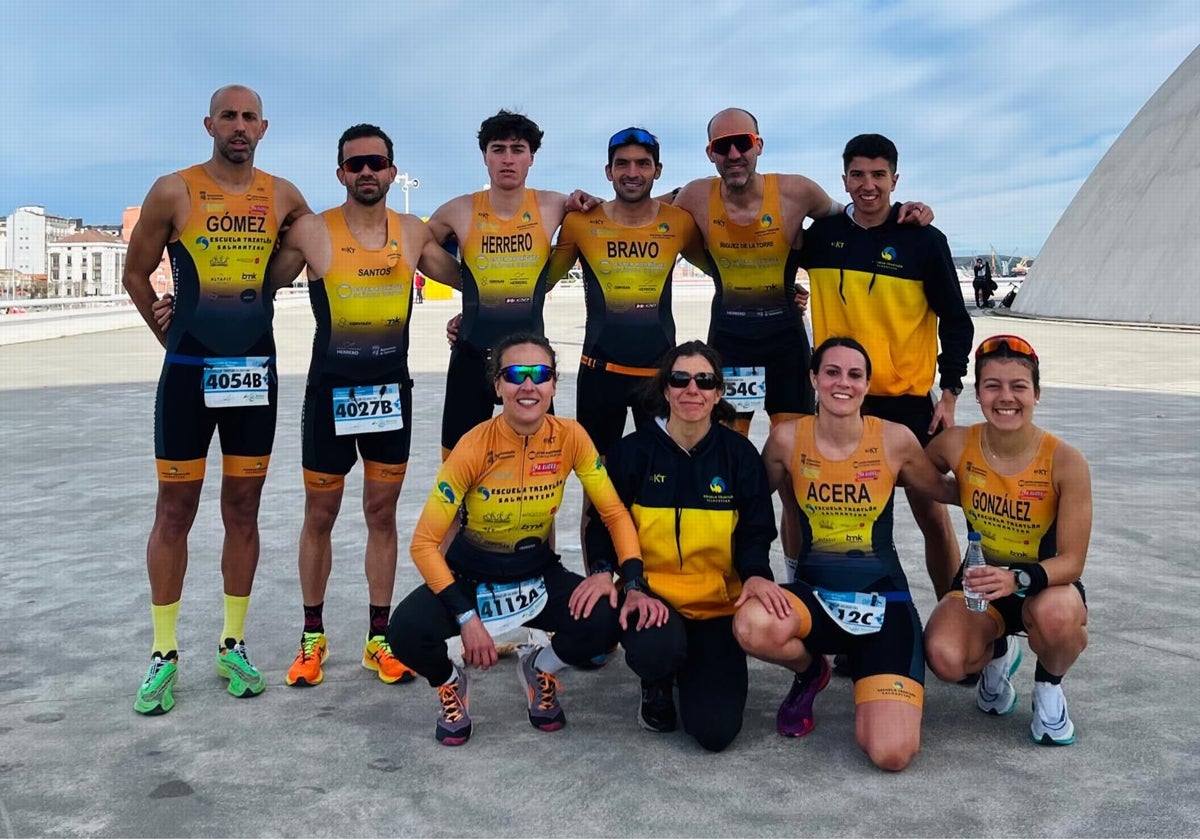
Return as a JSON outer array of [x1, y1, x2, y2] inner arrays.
[[1030, 681, 1076, 746], [976, 638, 1022, 715]]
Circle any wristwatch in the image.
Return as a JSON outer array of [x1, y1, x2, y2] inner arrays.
[[1012, 568, 1032, 596]]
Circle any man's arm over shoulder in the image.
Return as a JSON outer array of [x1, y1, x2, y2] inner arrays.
[[427, 194, 472, 246], [407, 215, 461, 289], [274, 176, 313, 230], [270, 212, 325, 290], [535, 189, 570, 235], [778, 174, 837, 245], [546, 210, 583, 286], [123, 174, 185, 346], [923, 226, 973, 392]]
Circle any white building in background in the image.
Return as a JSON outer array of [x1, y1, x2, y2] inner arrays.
[[2, 205, 81, 276], [48, 230, 128, 297]]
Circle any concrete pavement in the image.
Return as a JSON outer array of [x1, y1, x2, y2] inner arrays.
[[1, 290, 1198, 837]]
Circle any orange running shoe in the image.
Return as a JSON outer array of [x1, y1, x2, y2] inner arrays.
[[363, 636, 417, 684], [285, 632, 328, 687]]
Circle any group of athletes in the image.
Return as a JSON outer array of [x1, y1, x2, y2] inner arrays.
[[122, 84, 1092, 771]]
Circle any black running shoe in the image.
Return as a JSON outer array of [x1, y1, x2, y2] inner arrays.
[[639, 678, 677, 733]]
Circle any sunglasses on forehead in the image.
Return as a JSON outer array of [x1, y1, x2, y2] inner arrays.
[[975, 334, 1039, 363], [498, 364, 556, 385], [608, 128, 660, 151], [340, 154, 392, 173], [667, 370, 719, 390], [707, 132, 760, 156]]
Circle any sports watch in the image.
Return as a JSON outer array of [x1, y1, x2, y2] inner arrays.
[[1013, 568, 1032, 597]]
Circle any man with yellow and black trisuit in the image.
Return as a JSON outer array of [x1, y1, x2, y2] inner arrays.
[[427, 110, 582, 459], [548, 127, 709, 573], [267, 123, 460, 690], [123, 84, 311, 715]]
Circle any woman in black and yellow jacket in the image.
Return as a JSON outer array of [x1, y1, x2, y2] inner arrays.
[[586, 340, 791, 752]]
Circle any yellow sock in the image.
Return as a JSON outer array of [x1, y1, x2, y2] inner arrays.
[[151, 601, 181, 657], [220, 594, 251, 645]]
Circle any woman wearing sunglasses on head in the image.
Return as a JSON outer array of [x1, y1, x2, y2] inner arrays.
[[733, 337, 958, 772], [387, 332, 643, 746], [585, 340, 785, 752], [923, 335, 1091, 747]]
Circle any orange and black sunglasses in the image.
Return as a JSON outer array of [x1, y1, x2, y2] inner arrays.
[[975, 334, 1038, 363]]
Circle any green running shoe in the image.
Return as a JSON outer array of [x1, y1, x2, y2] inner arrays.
[[216, 638, 266, 698], [134, 652, 179, 716]]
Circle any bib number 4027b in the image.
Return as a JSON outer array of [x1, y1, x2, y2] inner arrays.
[[331, 383, 403, 436]]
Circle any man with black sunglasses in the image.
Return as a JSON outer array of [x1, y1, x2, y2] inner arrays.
[[548, 127, 710, 572], [124, 85, 311, 715], [668, 108, 933, 439], [264, 124, 460, 691], [427, 110, 583, 459]]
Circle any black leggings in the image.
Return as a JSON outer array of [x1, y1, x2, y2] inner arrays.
[[387, 562, 620, 686], [622, 603, 746, 752]]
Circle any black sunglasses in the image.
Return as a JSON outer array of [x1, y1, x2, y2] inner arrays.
[[707, 132, 759, 156], [667, 370, 719, 390], [341, 154, 392, 173], [499, 364, 556, 385]]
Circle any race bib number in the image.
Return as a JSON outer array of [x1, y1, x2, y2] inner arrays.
[[476, 577, 547, 636], [331, 383, 403, 436], [722, 366, 766, 413], [202, 357, 270, 408], [814, 588, 886, 636]]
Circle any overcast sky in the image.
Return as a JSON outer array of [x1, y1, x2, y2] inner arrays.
[[3, 1, 1197, 256]]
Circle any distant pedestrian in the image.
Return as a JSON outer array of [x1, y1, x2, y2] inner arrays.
[[415, 272, 426, 303], [973, 258, 996, 308]]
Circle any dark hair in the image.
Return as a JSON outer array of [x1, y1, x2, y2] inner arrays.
[[706, 108, 760, 137], [810, 336, 873, 380], [488, 331, 557, 380], [842, 134, 898, 172], [607, 127, 660, 165], [642, 340, 736, 424], [974, 342, 1040, 394], [338, 124, 394, 165], [477, 110, 544, 154]]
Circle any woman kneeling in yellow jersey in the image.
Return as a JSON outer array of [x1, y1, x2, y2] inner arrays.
[[734, 337, 958, 771], [924, 335, 1091, 746], [387, 332, 643, 746]]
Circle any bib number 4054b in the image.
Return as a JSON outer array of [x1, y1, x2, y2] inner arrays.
[[202, 356, 270, 408]]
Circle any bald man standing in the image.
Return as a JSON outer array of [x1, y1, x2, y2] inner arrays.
[[124, 84, 311, 715]]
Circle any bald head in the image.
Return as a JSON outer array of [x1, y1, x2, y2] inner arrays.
[[707, 108, 759, 138], [209, 85, 263, 117]]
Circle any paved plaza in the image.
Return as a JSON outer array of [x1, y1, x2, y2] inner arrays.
[[1, 288, 1198, 837]]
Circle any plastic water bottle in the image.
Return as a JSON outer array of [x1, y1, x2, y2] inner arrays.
[[962, 532, 988, 613]]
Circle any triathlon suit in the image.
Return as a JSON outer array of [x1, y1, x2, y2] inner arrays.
[[388, 415, 639, 685], [948, 425, 1085, 633], [705, 174, 812, 418], [782, 416, 925, 708], [440, 190, 553, 452], [301, 207, 415, 492], [800, 204, 972, 445], [557, 203, 702, 455], [155, 165, 279, 482]]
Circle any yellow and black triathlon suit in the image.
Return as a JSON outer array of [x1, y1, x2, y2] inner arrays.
[[783, 416, 925, 708], [800, 204, 973, 445], [558, 203, 703, 455], [156, 165, 279, 482], [301, 208, 415, 492], [705, 174, 812, 417], [389, 415, 640, 684], [441, 190, 553, 451], [949, 425, 1086, 633]]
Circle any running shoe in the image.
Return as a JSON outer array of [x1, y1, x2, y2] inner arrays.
[[362, 636, 416, 684], [976, 639, 1022, 715], [216, 638, 266, 698], [776, 655, 831, 737], [638, 678, 677, 733], [134, 651, 179, 716], [517, 644, 566, 732], [436, 665, 472, 746], [1030, 682, 1076, 746], [285, 632, 328, 687]]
